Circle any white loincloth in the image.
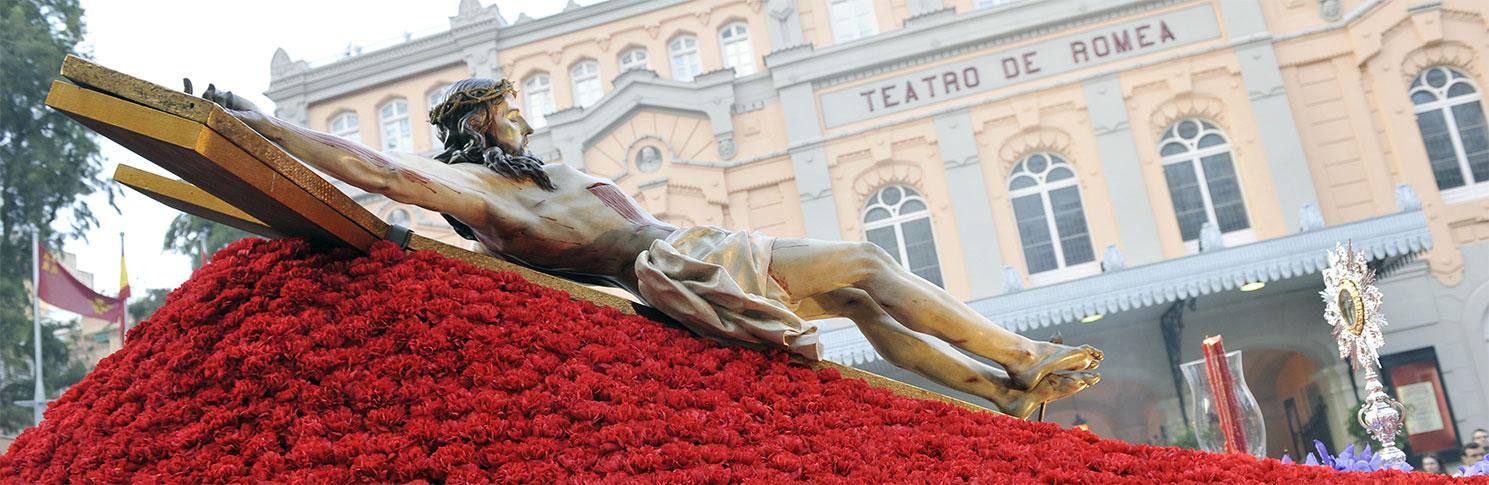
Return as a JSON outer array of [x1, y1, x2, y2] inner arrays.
[[634, 226, 821, 360]]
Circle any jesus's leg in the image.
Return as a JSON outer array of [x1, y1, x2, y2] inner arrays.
[[770, 238, 1101, 390], [798, 289, 1098, 417]]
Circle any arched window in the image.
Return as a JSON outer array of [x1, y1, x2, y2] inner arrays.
[[1159, 119, 1250, 245], [426, 84, 451, 150], [570, 61, 603, 108], [619, 48, 649, 72], [1008, 153, 1094, 276], [669, 35, 702, 82], [828, 0, 877, 43], [863, 185, 943, 287], [719, 23, 756, 76], [328, 112, 360, 142], [1411, 66, 1489, 196], [378, 99, 412, 151], [523, 74, 554, 129]]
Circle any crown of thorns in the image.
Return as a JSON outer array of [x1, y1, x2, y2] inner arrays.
[[428, 79, 516, 124]]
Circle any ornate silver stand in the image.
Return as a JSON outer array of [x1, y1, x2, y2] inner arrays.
[[1356, 366, 1407, 465], [1321, 242, 1405, 467]]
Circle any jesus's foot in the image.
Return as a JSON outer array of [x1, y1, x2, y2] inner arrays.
[[998, 370, 1101, 419], [1006, 342, 1103, 391]]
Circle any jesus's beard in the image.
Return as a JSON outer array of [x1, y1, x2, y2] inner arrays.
[[480, 144, 554, 191]]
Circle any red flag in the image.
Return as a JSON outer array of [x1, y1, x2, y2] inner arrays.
[[36, 244, 125, 322]]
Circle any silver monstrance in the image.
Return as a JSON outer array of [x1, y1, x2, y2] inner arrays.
[[1321, 242, 1406, 465]]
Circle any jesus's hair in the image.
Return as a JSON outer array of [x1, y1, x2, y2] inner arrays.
[[430, 78, 555, 192], [428, 78, 556, 240]]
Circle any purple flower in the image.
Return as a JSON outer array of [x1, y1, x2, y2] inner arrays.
[[1280, 440, 1410, 473]]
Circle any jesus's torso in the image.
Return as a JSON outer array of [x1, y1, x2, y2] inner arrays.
[[453, 163, 676, 293]]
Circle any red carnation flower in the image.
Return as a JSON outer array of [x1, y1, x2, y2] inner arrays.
[[0, 239, 1460, 483]]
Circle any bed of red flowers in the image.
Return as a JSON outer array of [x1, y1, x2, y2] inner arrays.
[[0, 238, 1469, 483]]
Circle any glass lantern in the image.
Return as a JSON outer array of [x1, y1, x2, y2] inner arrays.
[[1180, 350, 1266, 458]]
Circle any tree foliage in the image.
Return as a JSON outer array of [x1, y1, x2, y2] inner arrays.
[[127, 287, 169, 323], [162, 214, 251, 269], [0, 318, 90, 434], [0, 0, 112, 433]]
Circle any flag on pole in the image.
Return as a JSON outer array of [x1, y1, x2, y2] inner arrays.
[[119, 233, 131, 342], [36, 244, 126, 322], [24, 232, 47, 425]]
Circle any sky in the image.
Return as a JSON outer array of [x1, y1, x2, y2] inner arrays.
[[59, 0, 591, 295]]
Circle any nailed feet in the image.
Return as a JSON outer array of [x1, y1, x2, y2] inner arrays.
[[1006, 342, 1104, 392], [998, 370, 1101, 419]]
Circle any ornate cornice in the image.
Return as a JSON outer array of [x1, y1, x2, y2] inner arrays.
[[266, 0, 700, 106], [770, 0, 1186, 91]]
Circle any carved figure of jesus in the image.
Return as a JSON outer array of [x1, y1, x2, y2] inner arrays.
[[204, 78, 1102, 418]]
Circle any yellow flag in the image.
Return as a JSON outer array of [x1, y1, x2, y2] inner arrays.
[[119, 255, 128, 291], [119, 235, 130, 299]]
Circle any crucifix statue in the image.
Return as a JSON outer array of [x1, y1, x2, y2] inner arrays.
[[202, 77, 1102, 418]]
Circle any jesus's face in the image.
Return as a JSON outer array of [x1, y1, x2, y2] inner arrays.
[[487, 91, 533, 155]]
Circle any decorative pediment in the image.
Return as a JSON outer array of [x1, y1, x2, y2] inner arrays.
[[1147, 94, 1227, 139], [546, 69, 738, 170], [851, 162, 925, 202], [997, 128, 1074, 170], [1399, 42, 1480, 83]]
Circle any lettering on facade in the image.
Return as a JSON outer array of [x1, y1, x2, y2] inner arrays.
[[859, 68, 983, 112], [821, 4, 1218, 127], [1068, 21, 1177, 65]]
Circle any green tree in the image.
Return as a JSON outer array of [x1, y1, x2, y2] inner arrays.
[[162, 214, 252, 269], [0, 0, 114, 434], [127, 287, 170, 323]]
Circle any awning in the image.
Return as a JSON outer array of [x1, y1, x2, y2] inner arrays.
[[821, 209, 1432, 365], [967, 209, 1432, 332]]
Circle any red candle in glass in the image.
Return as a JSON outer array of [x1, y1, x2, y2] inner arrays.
[[1202, 335, 1247, 454]]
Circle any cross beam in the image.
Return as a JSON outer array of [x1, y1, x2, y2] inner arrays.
[[52, 55, 989, 414]]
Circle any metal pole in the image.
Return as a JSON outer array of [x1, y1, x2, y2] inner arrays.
[[31, 231, 45, 425], [119, 231, 128, 343]]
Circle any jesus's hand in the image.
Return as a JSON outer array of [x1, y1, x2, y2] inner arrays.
[[200, 83, 264, 115]]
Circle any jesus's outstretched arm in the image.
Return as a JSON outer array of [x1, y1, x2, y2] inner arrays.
[[202, 85, 491, 229]]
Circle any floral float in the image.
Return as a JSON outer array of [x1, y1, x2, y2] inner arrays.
[[0, 239, 1462, 483]]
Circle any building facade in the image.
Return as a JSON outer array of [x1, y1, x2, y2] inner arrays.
[[266, 0, 1489, 462]]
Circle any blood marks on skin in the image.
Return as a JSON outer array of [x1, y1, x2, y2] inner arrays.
[[585, 182, 649, 226], [538, 215, 577, 231], [270, 117, 442, 195]]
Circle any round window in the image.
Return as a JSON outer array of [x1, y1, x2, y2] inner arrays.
[[636, 146, 663, 173], [387, 208, 411, 226]]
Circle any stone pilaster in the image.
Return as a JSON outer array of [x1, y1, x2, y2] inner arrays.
[[1082, 74, 1163, 266], [780, 83, 842, 240], [934, 109, 1002, 298], [268, 48, 309, 126], [450, 0, 504, 80], [1222, 0, 1320, 232], [765, 0, 805, 52]]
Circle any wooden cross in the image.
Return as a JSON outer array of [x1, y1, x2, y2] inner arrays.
[[47, 56, 993, 414]]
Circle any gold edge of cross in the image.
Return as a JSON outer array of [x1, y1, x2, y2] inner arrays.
[[51, 55, 997, 416]]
